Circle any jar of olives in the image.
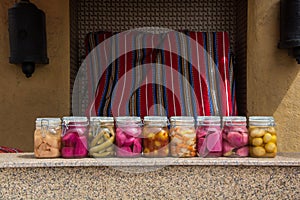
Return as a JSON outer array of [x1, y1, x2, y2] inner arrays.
[[143, 116, 169, 157], [196, 116, 222, 157], [89, 117, 115, 158], [249, 116, 277, 158], [34, 118, 61, 158], [170, 116, 196, 157]]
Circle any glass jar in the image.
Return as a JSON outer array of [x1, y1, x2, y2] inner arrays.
[[34, 118, 61, 158], [196, 116, 222, 157], [143, 116, 169, 157], [222, 116, 249, 157], [170, 116, 196, 157], [249, 116, 277, 158], [89, 117, 115, 158], [61, 116, 89, 158], [115, 116, 142, 157]]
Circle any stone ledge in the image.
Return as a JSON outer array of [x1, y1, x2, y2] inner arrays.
[[0, 152, 300, 168]]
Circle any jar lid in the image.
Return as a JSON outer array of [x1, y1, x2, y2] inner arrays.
[[90, 116, 114, 123], [223, 116, 247, 126], [144, 116, 168, 126], [62, 116, 88, 124], [170, 116, 195, 126], [197, 116, 221, 125], [223, 116, 246, 122], [249, 116, 275, 126], [170, 116, 194, 122], [35, 118, 61, 126], [144, 116, 168, 122], [115, 116, 141, 123]]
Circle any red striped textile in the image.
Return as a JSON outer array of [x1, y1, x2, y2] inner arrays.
[[84, 30, 237, 117], [0, 146, 22, 153]]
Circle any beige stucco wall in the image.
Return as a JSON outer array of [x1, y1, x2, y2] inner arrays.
[[0, 0, 70, 151], [0, 0, 299, 153], [248, 0, 300, 152]]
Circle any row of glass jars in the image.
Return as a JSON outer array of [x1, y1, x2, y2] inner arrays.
[[34, 116, 277, 159]]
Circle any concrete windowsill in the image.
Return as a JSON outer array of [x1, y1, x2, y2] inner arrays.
[[0, 152, 300, 168]]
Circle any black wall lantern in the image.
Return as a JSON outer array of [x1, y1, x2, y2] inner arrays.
[[278, 0, 300, 64], [8, 0, 49, 78]]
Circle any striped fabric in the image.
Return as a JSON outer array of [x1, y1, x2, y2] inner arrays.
[[84, 30, 237, 117], [0, 146, 22, 153]]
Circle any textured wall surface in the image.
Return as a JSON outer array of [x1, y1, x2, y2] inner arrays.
[[0, 0, 70, 151], [247, 0, 300, 152], [0, 166, 299, 199]]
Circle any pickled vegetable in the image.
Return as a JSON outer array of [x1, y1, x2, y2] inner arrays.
[[61, 117, 88, 158], [143, 117, 170, 158], [143, 128, 169, 157], [116, 127, 142, 157], [62, 132, 88, 158], [34, 129, 61, 158], [222, 117, 249, 157], [170, 127, 196, 157], [196, 121, 222, 157], [89, 118, 115, 158], [34, 118, 62, 158], [249, 128, 277, 157], [249, 116, 277, 158]]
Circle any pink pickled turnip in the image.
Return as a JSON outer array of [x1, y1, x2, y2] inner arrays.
[[133, 139, 142, 153], [236, 146, 249, 157], [117, 146, 133, 157], [116, 131, 126, 146], [223, 141, 235, 155], [241, 132, 249, 146], [206, 132, 222, 152], [62, 147, 74, 158], [123, 136, 135, 147], [196, 129, 207, 138], [227, 131, 244, 148], [235, 126, 248, 133], [222, 132, 227, 140], [74, 136, 88, 157], [197, 138, 205, 149], [62, 132, 78, 147], [123, 127, 142, 137]]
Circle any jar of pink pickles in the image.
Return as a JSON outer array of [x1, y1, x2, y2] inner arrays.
[[115, 116, 143, 157], [61, 117, 89, 158], [222, 116, 249, 157], [196, 116, 222, 157]]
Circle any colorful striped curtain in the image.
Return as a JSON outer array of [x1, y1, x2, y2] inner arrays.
[[84, 30, 237, 117]]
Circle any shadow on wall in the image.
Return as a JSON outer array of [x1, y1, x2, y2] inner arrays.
[[248, 0, 300, 116]]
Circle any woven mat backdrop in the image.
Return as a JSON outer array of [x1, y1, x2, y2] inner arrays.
[[70, 0, 247, 115]]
